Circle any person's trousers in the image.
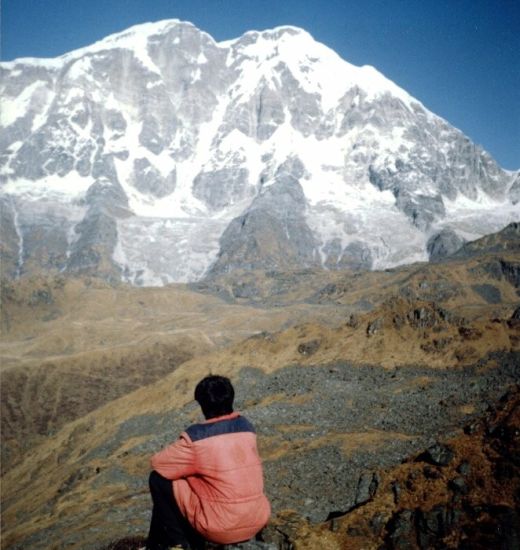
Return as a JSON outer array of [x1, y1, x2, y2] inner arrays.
[[146, 470, 206, 550]]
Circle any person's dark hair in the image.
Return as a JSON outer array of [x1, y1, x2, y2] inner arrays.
[[194, 375, 235, 419]]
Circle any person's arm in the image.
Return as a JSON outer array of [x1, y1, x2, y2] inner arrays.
[[150, 433, 197, 480]]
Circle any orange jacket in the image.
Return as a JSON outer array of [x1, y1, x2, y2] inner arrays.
[[150, 412, 270, 544]]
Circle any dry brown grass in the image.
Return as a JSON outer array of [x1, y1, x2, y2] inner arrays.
[[1, 248, 519, 548]]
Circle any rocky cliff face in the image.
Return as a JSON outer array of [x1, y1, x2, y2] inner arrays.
[[1, 20, 518, 284]]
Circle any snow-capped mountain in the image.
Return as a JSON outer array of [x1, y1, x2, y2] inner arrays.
[[1, 20, 518, 285]]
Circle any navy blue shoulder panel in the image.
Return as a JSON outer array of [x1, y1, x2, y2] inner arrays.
[[186, 415, 255, 442]]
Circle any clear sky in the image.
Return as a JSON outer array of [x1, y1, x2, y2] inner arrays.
[[1, 0, 519, 169]]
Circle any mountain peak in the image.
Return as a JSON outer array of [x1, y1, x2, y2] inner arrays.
[[1, 20, 517, 285], [0, 19, 209, 68]]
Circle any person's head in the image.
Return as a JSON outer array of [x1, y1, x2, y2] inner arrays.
[[194, 375, 235, 419]]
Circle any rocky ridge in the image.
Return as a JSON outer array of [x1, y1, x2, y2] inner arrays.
[[287, 385, 520, 550]]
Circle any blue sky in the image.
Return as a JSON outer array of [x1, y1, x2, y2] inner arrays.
[[2, 0, 519, 169]]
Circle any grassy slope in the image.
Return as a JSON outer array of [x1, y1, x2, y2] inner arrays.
[[1, 276, 314, 469], [1, 243, 519, 548]]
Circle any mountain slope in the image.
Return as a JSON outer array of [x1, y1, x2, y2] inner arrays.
[[1, 296, 518, 549], [0, 274, 316, 473], [1, 20, 517, 284], [1, 224, 519, 549], [1, 223, 519, 474]]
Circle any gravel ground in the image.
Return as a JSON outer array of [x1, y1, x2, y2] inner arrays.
[[6, 351, 519, 549]]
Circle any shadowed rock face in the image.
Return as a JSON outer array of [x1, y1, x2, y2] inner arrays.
[[132, 158, 176, 199], [427, 229, 465, 261], [322, 238, 374, 270], [62, 179, 129, 278], [208, 174, 319, 274], [1, 21, 517, 284], [510, 173, 520, 204], [0, 196, 79, 278], [0, 197, 21, 278], [192, 166, 252, 210]]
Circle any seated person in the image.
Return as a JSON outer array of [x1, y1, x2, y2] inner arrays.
[[145, 375, 270, 550]]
